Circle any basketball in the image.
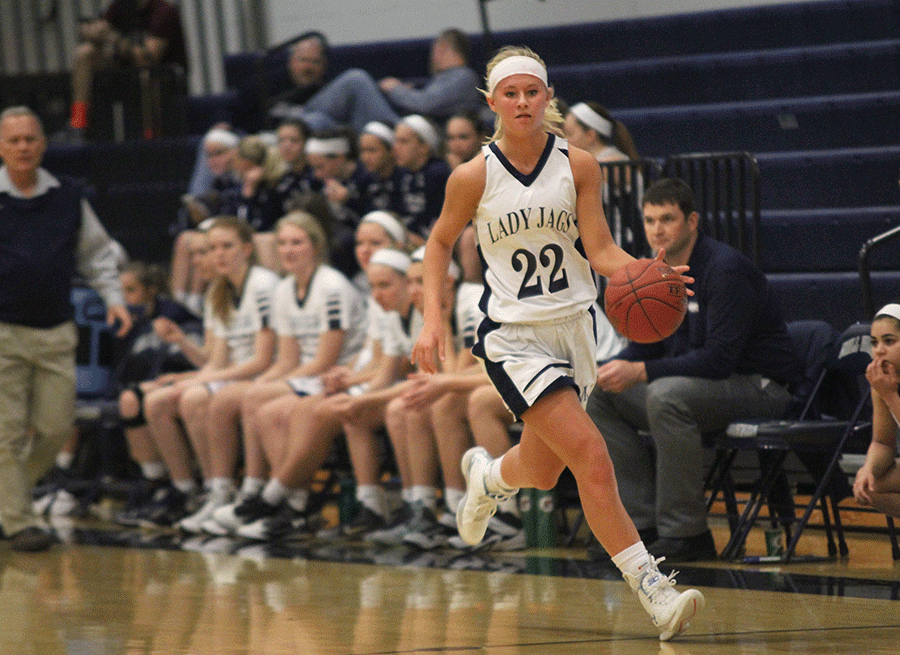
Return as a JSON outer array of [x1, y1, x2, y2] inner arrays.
[[604, 258, 688, 343]]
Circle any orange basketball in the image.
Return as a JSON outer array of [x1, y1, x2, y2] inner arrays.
[[604, 258, 687, 343]]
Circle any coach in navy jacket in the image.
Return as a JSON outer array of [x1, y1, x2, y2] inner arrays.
[[588, 178, 801, 563], [0, 106, 131, 551]]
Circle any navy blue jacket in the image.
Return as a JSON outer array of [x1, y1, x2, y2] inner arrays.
[[616, 234, 802, 387]]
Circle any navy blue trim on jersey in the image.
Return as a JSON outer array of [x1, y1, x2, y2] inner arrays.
[[522, 362, 573, 393], [476, 241, 491, 317], [588, 303, 598, 348], [488, 133, 558, 187], [326, 294, 342, 330]]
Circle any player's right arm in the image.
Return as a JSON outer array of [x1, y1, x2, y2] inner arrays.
[[412, 157, 485, 374], [569, 147, 634, 279]]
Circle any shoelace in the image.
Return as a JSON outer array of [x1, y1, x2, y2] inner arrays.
[[470, 483, 512, 521], [643, 556, 680, 601]]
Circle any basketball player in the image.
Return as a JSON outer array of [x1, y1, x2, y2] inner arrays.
[[411, 46, 704, 641]]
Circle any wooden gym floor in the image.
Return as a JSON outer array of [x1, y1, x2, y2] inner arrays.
[[1, 504, 899, 654]]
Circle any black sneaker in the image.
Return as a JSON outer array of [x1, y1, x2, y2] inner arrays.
[[363, 503, 415, 545], [235, 502, 313, 542], [204, 494, 277, 535], [136, 486, 194, 528], [113, 478, 166, 526], [10, 526, 57, 552], [341, 505, 388, 540], [403, 508, 455, 550]]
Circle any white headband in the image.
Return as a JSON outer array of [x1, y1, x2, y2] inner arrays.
[[876, 303, 900, 323], [362, 121, 395, 146], [305, 137, 350, 156], [399, 115, 440, 152], [361, 211, 405, 245], [570, 102, 613, 139], [410, 246, 461, 279], [203, 128, 238, 149], [487, 55, 548, 93], [369, 248, 411, 274]]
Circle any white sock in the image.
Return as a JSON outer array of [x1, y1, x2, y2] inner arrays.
[[262, 479, 289, 506], [209, 477, 235, 497], [611, 541, 652, 579], [140, 461, 167, 481], [56, 452, 75, 470], [484, 456, 517, 494], [401, 487, 414, 505], [444, 487, 465, 513], [285, 488, 309, 512], [173, 478, 197, 494], [356, 484, 386, 516], [410, 485, 439, 510], [241, 477, 265, 496]]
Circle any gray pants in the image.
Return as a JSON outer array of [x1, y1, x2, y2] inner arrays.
[[587, 374, 792, 538]]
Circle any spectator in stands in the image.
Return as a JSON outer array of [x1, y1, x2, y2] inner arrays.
[[587, 177, 802, 562], [64, 0, 188, 141], [853, 305, 900, 518], [302, 128, 372, 276], [357, 122, 403, 217], [136, 216, 279, 527], [443, 112, 486, 282], [171, 127, 240, 309], [563, 102, 639, 163], [270, 119, 320, 218], [256, 31, 330, 132], [0, 106, 131, 551], [298, 28, 481, 135], [563, 101, 642, 253], [220, 134, 284, 270], [444, 111, 485, 171], [393, 115, 451, 241]]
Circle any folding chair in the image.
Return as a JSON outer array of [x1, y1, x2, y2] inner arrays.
[[704, 319, 838, 540], [712, 323, 873, 562]]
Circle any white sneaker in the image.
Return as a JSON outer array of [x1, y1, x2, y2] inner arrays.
[[456, 447, 517, 546], [623, 557, 705, 641], [33, 489, 79, 517], [177, 491, 232, 534]]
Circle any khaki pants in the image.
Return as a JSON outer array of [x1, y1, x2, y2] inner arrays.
[[0, 321, 76, 535]]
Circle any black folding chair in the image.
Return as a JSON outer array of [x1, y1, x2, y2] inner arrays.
[[711, 323, 873, 562]]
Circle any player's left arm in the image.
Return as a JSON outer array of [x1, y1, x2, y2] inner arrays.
[[570, 147, 634, 279]]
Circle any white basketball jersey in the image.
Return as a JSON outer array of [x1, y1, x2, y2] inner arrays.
[[205, 265, 280, 365], [474, 134, 597, 324], [381, 306, 423, 359], [271, 265, 367, 367]]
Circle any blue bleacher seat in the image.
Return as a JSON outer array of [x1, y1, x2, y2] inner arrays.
[[71, 286, 117, 401], [616, 91, 900, 157]]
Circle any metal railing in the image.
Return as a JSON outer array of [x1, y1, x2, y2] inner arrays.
[[858, 224, 900, 319], [663, 152, 761, 265], [597, 158, 662, 257], [0, 0, 265, 96]]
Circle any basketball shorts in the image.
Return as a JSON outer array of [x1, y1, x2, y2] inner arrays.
[[287, 375, 324, 397], [473, 307, 598, 420]]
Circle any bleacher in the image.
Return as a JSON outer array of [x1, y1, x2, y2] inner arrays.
[[44, 0, 900, 329]]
